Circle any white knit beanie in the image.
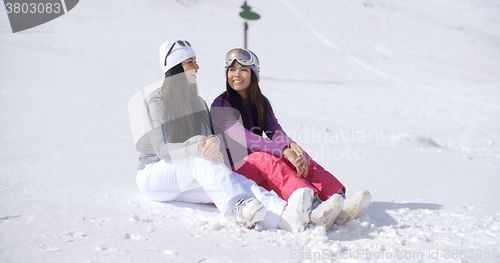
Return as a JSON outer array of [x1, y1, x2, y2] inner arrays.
[[159, 40, 196, 74]]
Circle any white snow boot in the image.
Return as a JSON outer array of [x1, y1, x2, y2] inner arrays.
[[231, 198, 266, 228], [334, 190, 371, 225], [279, 188, 314, 233], [309, 194, 344, 230]]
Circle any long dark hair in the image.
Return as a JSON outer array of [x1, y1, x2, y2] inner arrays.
[[223, 69, 270, 136], [149, 63, 211, 143]]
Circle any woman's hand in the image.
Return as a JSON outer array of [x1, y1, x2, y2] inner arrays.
[[198, 136, 224, 165], [290, 142, 308, 176], [283, 143, 308, 178]]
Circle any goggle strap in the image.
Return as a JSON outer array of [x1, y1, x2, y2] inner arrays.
[[164, 40, 192, 66]]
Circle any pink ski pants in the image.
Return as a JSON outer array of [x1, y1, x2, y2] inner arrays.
[[234, 151, 345, 202]]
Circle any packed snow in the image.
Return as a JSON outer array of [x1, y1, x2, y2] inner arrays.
[[1, 0, 499, 262]]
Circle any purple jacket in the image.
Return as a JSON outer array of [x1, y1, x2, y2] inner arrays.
[[211, 93, 294, 169]]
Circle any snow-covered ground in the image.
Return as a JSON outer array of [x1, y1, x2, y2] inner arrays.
[[1, 0, 499, 262]]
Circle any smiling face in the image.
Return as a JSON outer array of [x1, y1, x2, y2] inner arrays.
[[181, 56, 199, 84], [227, 62, 252, 101]]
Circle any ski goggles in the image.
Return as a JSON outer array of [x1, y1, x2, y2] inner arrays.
[[164, 40, 192, 66], [224, 48, 259, 69]]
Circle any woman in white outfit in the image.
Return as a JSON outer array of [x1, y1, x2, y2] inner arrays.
[[130, 40, 311, 230]]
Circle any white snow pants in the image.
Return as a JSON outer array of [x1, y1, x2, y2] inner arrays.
[[136, 156, 286, 230]]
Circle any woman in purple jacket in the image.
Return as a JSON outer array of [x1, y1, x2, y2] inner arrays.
[[211, 48, 371, 229]]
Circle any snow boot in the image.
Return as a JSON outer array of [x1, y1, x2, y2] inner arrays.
[[309, 194, 344, 230], [279, 188, 314, 233], [231, 198, 266, 228], [334, 190, 371, 225]]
